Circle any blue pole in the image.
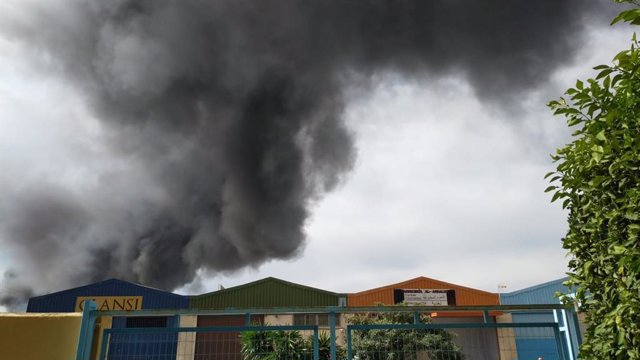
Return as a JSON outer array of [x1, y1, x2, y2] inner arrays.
[[313, 327, 320, 360], [76, 300, 98, 360], [553, 325, 569, 360], [244, 312, 251, 326], [346, 327, 353, 360], [329, 312, 337, 360], [482, 310, 490, 323], [570, 308, 583, 345], [98, 330, 110, 360], [413, 312, 420, 324]]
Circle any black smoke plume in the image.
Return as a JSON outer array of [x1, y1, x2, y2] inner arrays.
[[0, 0, 615, 308]]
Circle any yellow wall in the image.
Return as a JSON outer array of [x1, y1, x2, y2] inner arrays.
[[0, 313, 82, 360]]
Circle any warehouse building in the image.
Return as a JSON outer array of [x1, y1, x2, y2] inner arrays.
[[27, 278, 189, 360], [190, 277, 346, 359], [349, 276, 501, 360], [501, 277, 582, 360], [24, 276, 575, 360], [190, 277, 347, 358]]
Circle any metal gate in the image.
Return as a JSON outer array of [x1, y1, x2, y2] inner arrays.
[[74, 302, 579, 360], [99, 324, 320, 360], [346, 322, 570, 360]]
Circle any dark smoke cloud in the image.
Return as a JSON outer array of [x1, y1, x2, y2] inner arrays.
[[0, 0, 616, 308]]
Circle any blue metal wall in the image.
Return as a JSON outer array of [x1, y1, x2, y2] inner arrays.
[[501, 278, 572, 306], [27, 279, 188, 360], [502, 278, 581, 360], [27, 279, 189, 312]]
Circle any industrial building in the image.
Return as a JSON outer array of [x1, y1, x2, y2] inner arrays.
[[27, 278, 189, 360], [20, 276, 577, 360], [349, 276, 502, 360], [190, 277, 347, 358], [501, 277, 582, 360]]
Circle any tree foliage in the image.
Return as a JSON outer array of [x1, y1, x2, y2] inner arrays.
[[350, 311, 464, 360], [547, 4, 640, 358], [241, 329, 309, 360], [240, 328, 345, 360]]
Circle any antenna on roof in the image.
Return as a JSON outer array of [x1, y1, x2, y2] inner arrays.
[[498, 283, 507, 304]]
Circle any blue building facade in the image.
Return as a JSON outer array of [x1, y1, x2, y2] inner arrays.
[[27, 279, 189, 360], [501, 277, 582, 360]]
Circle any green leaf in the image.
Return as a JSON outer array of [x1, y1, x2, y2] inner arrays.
[[596, 68, 613, 80], [612, 246, 626, 255], [592, 151, 603, 163], [596, 130, 607, 141]]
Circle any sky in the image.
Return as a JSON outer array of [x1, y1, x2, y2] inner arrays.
[[177, 24, 633, 296], [0, 1, 637, 310]]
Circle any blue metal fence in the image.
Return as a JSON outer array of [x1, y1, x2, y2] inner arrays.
[[346, 322, 568, 360], [76, 303, 578, 360], [99, 325, 320, 360]]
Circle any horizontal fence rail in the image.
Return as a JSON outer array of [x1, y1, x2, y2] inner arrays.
[[93, 304, 569, 317]]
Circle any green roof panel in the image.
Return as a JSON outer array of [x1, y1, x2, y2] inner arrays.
[[190, 277, 343, 309]]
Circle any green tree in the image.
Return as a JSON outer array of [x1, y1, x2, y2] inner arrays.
[[349, 311, 464, 360], [240, 329, 308, 360], [240, 328, 345, 360], [547, 3, 640, 358]]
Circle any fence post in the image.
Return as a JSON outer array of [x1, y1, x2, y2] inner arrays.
[[553, 325, 570, 360], [482, 310, 490, 323], [76, 300, 98, 360], [346, 327, 353, 360], [313, 327, 320, 360], [329, 311, 337, 360], [570, 308, 582, 345]]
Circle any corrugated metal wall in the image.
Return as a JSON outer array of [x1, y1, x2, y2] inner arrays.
[[27, 279, 188, 360], [27, 279, 189, 312], [347, 276, 499, 306], [501, 277, 580, 360], [190, 277, 343, 309], [195, 315, 265, 360], [500, 277, 570, 305]]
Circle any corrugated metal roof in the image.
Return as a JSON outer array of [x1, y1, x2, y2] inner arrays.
[[500, 277, 571, 305], [27, 279, 189, 312], [190, 277, 344, 309], [347, 276, 499, 306]]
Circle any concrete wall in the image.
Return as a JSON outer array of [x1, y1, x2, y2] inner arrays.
[[264, 314, 346, 345], [0, 313, 81, 360]]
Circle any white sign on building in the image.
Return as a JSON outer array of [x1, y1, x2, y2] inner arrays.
[[401, 289, 451, 306]]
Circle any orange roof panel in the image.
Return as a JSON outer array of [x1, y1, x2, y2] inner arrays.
[[347, 276, 499, 307]]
